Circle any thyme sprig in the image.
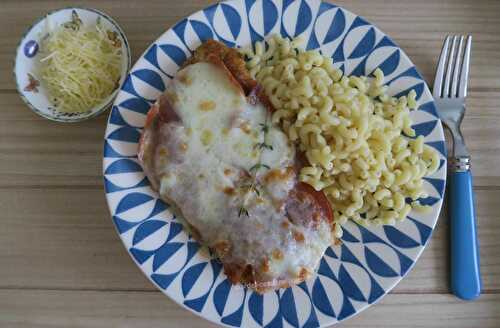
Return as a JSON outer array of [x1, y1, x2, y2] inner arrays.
[[238, 116, 273, 218], [238, 206, 249, 217], [255, 142, 273, 150], [249, 163, 270, 172], [240, 182, 261, 196]]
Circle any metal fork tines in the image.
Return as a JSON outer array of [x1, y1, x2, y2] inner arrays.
[[433, 35, 472, 171]]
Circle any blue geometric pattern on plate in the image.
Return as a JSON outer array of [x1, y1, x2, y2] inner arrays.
[[103, 0, 446, 327]]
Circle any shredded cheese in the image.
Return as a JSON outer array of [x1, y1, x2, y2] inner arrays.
[[40, 21, 122, 113]]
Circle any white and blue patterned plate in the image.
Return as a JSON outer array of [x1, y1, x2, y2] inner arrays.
[[103, 1, 446, 326]]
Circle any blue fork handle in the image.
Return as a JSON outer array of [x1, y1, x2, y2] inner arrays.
[[449, 170, 482, 300]]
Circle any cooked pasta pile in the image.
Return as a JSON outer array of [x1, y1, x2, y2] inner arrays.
[[240, 35, 440, 233], [40, 22, 122, 112]]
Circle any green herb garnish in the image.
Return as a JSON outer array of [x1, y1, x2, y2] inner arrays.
[[238, 206, 249, 217], [250, 163, 270, 172]]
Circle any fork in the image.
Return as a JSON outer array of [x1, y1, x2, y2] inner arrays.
[[433, 35, 481, 300]]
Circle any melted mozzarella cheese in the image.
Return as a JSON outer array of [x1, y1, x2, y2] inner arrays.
[[142, 62, 333, 289], [169, 62, 268, 170]]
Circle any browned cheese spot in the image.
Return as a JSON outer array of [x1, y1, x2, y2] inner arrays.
[[263, 167, 294, 184], [165, 90, 179, 104], [309, 212, 321, 229], [273, 199, 286, 212], [241, 264, 257, 285], [293, 230, 305, 243], [223, 262, 245, 285], [261, 258, 270, 273], [298, 267, 310, 280], [199, 100, 216, 111], [223, 187, 236, 196], [158, 148, 168, 157], [177, 71, 192, 85], [224, 168, 232, 176], [272, 249, 284, 260], [239, 121, 252, 134], [213, 240, 231, 259]]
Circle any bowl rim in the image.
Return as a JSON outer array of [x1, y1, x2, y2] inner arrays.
[[13, 6, 132, 123]]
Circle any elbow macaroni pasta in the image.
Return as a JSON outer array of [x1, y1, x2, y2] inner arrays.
[[241, 35, 440, 231]]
